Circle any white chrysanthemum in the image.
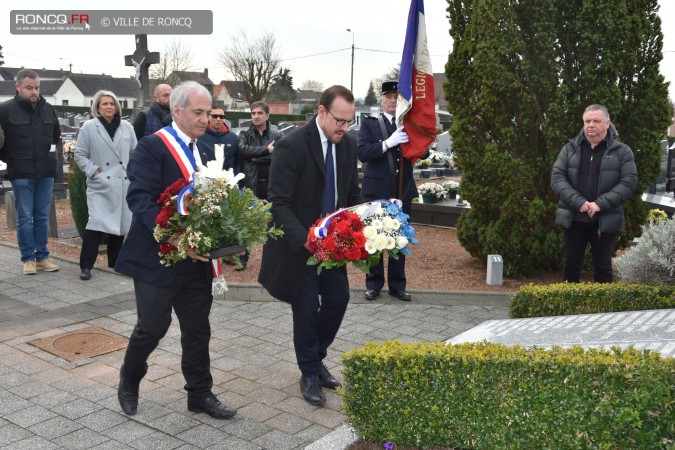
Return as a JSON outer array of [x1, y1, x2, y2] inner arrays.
[[363, 226, 377, 239], [382, 216, 395, 231], [371, 219, 383, 229], [391, 219, 400, 230], [365, 241, 378, 254], [385, 236, 396, 250], [396, 236, 408, 249], [374, 234, 389, 251]]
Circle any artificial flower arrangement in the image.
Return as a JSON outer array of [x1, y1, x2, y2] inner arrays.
[[443, 180, 460, 195], [153, 160, 284, 292], [417, 182, 446, 199], [63, 140, 77, 160], [307, 199, 417, 274]]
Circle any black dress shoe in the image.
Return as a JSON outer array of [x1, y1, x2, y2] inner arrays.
[[389, 290, 412, 301], [319, 364, 342, 390], [118, 365, 143, 415], [187, 393, 237, 419], [300, 374, 326, 406], [80, 268, 91, 280], [364, 289, 380, 301]]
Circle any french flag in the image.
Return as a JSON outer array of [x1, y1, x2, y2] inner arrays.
[[396, 0, 437, 164]]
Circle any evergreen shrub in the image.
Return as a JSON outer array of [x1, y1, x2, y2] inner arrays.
[[343, 341, 674, 449], [68, 163, 88, 239], [510, 282, 675, 318]]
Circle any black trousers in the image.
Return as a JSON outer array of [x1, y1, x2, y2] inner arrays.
[[365, 199, 410, 292], [291, 265, 350, 376], [122, 262, 214, 395], [79, 229, 124, 270], [563, 220, 616, 283]]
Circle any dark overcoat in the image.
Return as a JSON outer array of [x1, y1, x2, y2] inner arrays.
[[114, 130, 215, 286], [258, 117, 363, 303], [357, 115, 418, 203]]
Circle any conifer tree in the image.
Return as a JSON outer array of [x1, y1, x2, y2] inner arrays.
[[445, 0, 671, 276]]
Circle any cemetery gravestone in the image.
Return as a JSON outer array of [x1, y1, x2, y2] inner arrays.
[[448, 309, 675, 358]]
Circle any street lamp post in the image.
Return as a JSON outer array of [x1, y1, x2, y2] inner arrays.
[[346, 28, 355, 93]]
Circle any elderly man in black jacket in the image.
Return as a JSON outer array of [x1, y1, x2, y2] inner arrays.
[[551, 104, 637, 283]]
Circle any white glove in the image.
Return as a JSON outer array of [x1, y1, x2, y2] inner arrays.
[[385, 126, 409, 149]]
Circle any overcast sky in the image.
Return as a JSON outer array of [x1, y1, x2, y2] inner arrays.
[[2, 1, 674, 102]]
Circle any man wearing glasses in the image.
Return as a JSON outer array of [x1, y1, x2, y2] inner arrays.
[[198, 106, 239, 173], [357, 80, 416, 302], [259, 86, 363, 406], [237, 101, 283, 269]]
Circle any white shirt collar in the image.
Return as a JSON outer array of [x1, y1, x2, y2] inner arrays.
[[171, 121, 194, 147], [315, 117, 331, 155]]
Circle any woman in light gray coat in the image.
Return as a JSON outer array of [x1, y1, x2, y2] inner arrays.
[[74, 90, 137, 280]]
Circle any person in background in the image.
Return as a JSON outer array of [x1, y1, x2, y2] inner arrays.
[[551, 104, 637, 283], [236, 101, 284, 269], [115, 81, 236, 420], [0, 68, 61, 275], [132, 83, 173, 140], [357, 80, 416, 302], [74, 90, 137, 281], [198, 105, 239, 172], [258, 85, 363, 406]]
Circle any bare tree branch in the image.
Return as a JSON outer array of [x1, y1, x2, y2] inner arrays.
[[300, 80, 324, 92], [150, 39, 195, 84], [218, 31, 281, 103]]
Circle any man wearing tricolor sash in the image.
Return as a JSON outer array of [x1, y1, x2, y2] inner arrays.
[[115, 81, 237, 420]]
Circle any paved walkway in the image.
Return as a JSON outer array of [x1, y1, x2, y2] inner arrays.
[[0, 243, 511, 449]]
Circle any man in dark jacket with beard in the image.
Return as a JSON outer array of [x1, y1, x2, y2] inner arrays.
[[0, 69, 61, 275], [551, 104, 637, 283], [132, 84, 172, 140]]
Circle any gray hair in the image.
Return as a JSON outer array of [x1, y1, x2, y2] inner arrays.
[[91, 90, 122, 117], [15, 69, 39, 85], [584, 104, 610, 121], [170, 81, 211, 112], [250, 101, 269, 114]]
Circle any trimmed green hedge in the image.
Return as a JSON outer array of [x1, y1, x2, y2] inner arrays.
[[510, 282, 675, 318], [68, 163, 88, 239], [342, 341, 674, 449]]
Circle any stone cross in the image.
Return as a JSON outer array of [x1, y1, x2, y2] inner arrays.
[[124, 34, 160, 106]]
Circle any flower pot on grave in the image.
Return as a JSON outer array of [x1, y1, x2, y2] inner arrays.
[[448, 190, 457, 199], [422, 193, 439, 204], [435, 168, 444, 177], [421, 169, 431, 179]]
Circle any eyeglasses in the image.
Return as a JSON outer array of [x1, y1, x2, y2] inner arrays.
[[210, 114, 225, 119], [326, 109, 355, 127]]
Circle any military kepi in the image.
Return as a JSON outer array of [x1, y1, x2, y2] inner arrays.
[[381, 80, 398, 94]]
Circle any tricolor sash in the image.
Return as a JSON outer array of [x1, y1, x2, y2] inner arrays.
[[155, 126, 197, 182]]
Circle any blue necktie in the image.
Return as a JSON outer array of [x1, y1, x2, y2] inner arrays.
[[322, 141, 335, 216]]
